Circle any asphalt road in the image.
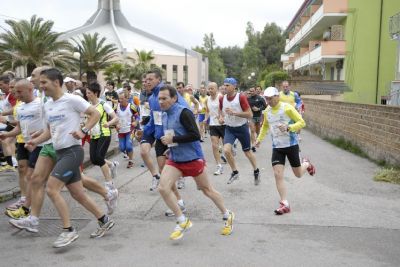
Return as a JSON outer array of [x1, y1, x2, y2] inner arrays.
[[0, 130, 399, 267]]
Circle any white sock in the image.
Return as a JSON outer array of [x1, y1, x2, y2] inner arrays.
[[281, 200, 289, 206], [177, 199, 184, 206], [223, 210, 230, 219], [30, 215, 39, 223], [177, 214, 186, 224], [20, 196, 26, 202], [105, 181, 115, 189]]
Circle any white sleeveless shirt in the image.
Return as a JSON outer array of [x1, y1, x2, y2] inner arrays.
[[222, 93, 248, 127], [207, 94, 222, 126]]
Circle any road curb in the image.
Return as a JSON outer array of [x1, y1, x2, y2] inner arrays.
[[0, 146, 121, 203]]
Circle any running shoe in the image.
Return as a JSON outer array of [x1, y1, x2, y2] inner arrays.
[[165, 202, 186, 217], [221, 211, 235, 235], [9, 216, 39, 233], [251, 146, 256, 153], [302, 158, 316, 176], [220, 155, 227, 164], [169, 218, 192, 240], [227, 172, 239, 184], [6, 198, 25, 211], [5, 206, 29, 219], [274, 201, 291, 215], [127, 161, 134, 169], [2, 165, 15, 172], [150, 175, 160, 191], [109, 161, 119, 179], [254, 169, 261, 186], [122, 152, 128, 158], [177, 177, 185, 189], [53, 229, 79, 248], [105, 189, 118, 215], [214, 164, 224, 175], [90, 217, 115, 238]]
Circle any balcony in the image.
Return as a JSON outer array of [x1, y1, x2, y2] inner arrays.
[[294, 41, 345, 70], [285, 0, 347, 53]]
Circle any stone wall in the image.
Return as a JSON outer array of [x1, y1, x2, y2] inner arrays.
[[303, 98, 400, 164]]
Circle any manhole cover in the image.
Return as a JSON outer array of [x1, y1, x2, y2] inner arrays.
[[0, 217, 91, 237]]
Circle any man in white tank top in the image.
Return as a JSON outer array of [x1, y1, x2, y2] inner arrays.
[[218, 78, 260, 185], [205, 82, 225, 175]]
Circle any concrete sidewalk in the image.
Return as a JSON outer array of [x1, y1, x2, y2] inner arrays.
[[0, 133, 121, 203]]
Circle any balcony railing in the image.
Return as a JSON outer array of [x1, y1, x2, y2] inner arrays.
[[294, 41, 345, 69], [390, 12, 400, 40], [285, 0, 347, 53]]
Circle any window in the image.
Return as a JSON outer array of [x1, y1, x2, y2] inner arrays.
[[162, 64, 167, 82], [172, 65, 178, 86], [183, 65, 188, 85]]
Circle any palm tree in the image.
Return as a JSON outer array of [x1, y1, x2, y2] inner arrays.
[[74, 33, 119, 74], [103, 62, 132, 85], [130, 49, 155, 80], [0, 15, 74, 75]]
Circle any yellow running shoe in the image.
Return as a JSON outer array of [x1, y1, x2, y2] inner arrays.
[[221, 211, 235, 236], [169, 218, 192, 240], [5, 206, 29, 219]]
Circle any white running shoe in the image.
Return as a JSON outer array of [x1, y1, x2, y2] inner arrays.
[[150, 175, 160, 191], [9, 216, 39, 233], [177, 177, 185, 189], [53, 229, 79, 248], [214, 164, 224, 175]]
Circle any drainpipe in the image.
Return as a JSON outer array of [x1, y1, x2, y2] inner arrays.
[[375, 0, 383, 104]]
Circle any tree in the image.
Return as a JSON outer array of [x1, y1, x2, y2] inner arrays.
[[193, 33, 225, 84], [74, 32, 118, 74], [258, 23, 285, 65], [129, 49, 155, 80], [0, 15, 74, 75], [219, 46, 243, 79], [103, 62, 132, 85]]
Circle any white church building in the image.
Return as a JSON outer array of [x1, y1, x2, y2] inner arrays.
[[60, 0, 208, 87]]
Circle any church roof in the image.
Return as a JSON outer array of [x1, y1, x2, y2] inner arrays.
[[60, 0, 200, 57]]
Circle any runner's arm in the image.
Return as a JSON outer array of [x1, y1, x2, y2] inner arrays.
[[173, 109, 201, 143], [285, 105, 306, 132], [256, 111, 269, 142]]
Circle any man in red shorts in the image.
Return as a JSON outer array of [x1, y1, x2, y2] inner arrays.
[[156, 85, 234, 240]]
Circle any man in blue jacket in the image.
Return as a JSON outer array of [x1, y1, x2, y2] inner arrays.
[[157, 85, 234, 240], [140, 69, 187, 215]]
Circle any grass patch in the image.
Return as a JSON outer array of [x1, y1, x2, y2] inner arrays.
[[324, 137, 369, 159], [324, 137, 400, 184], [374, 168, 400, 185]]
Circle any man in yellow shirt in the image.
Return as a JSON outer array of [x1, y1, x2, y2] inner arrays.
[[255, 87, 315, 215]]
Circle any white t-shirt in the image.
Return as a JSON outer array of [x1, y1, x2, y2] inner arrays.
[[207, 94, 222, 126], [17, 98, 50, 146], [44, 93, 90, 150]]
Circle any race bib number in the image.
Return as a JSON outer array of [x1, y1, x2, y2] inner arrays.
[[153, 111, 162, 126]]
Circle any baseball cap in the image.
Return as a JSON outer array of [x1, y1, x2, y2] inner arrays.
[[263, 87, 279, 97], [63, 77, 76, 83], [223, 77, 237, 86]]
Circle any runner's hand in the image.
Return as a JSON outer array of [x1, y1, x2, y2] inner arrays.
[[254, 140, 261, 148], [103, 122, 109, 128], [161, 135, 173, 145], [25, 140, 37, 152], [0, 132, 6, 140], [278, 123, 288, 133], [70, 130, 85, 140]]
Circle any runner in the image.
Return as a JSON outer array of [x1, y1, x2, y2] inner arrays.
[[25, 68, 114, 248], [218, 78, 260, 185], [86, 82, 120, 188], [115, 90, 138, 169], [140, 70, 187, 216], [247, 87, 267, 152], [205, 82, 224, 175], [255, 87, 316, 215], [198, 85, 208, 142], [157, 85, 234, 240]]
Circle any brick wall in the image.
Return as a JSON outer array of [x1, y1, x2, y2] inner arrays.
[[303, 98, 400, 165]]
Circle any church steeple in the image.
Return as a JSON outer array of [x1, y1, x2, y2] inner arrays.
[[98, 0, 121, 10]]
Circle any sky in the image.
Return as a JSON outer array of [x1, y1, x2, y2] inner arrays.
[[0, 0, 304, 48]]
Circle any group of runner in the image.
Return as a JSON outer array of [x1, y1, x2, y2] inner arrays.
[[0, 67, 315, 247]]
